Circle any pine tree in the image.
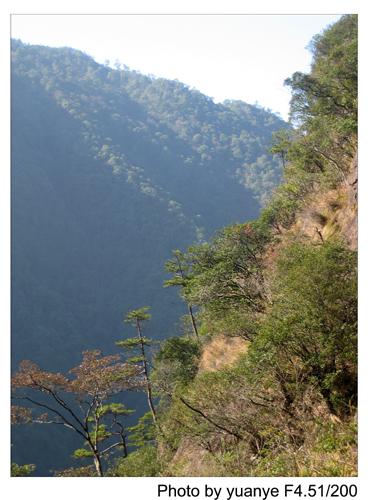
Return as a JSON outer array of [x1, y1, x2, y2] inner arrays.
[[116, 307, 158, 425]]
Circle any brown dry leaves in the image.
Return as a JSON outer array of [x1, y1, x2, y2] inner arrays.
[[12, 350, 142, 399]]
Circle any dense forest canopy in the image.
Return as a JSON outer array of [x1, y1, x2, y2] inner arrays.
[[11, 38, 285, 367], [11, 14, 357, 477]]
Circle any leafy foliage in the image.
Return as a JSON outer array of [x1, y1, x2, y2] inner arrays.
[[11, 462, 36, 477], [108, 446, 161, 477], [251, 242, 357, 416], [164, 250, 200, 339], [179, 222, 269, 342], [153, 336, 201, 394], [124, 307, 151, 325], [54, 465, 97, 477]]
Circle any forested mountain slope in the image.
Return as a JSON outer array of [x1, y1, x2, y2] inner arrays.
[[11, 40, 284, 473], [12, 40, 284, 369], [12, 15, 357, 477]]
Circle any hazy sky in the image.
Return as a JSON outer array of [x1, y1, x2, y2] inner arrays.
[[11, 14, 341, 120]]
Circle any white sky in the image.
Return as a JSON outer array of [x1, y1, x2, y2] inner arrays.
[[11, 14, 341, 120]]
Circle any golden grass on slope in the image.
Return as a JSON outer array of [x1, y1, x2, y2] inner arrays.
[[198, 335, 249, 373]]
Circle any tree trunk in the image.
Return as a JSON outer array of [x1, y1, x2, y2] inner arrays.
[[122, 433, 128, 458], [187, 304, 199, 340], [173, 253, 200, 340], [93, 452, 104, 477], [136, 319, 157, 424]]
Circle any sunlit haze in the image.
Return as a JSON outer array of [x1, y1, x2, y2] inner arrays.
[[11, 14, 340, 124]]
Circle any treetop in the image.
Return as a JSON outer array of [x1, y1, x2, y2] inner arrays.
[[124, 306, 151, 324]]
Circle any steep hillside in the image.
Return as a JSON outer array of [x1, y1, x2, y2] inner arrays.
[[11, 40, 284, 370], [140, 15, 357, 478], [11, 15, 357, 478], [288, 154, 357, 250], [160, 154, 358, 477], [11, 41, 284, 474]]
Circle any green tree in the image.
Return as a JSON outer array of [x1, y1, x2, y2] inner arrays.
[[285, 15, 357, 180], [153, 336, 201, 398], [116, 307, 158, 425], [164, 250, 199, 340], [184, 223, 267, 328], [108, 412, 161, 476], [270, 129, 292, 169], [287, 15, 357, 133]]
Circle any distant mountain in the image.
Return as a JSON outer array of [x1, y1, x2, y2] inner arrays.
[[11, 40, 285, 474]]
